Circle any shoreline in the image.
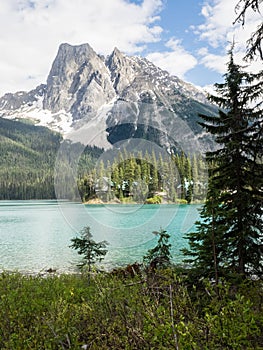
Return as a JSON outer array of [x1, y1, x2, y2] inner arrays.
[[83, 198, 204, 205], [0, 198, 205, 205]]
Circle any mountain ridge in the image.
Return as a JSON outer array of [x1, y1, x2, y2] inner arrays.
[[0, 42, 217, 153]]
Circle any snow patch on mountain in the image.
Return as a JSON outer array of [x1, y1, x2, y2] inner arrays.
[[66, 98, 117, 149], [0, 94, 73, 134]]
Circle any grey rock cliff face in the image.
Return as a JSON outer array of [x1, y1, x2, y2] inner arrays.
[[0, 42, 217, 152], [0, 85, 45, 111], [106, 47, 138, 94], [43, 43, 115, 120]]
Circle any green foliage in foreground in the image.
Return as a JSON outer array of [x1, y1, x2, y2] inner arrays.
[[0, 270, 262, 349], [143, 229, 172, 269], [70, 226, 108, 272]]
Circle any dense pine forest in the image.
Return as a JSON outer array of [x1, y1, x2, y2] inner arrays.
[[77, 151, 207, 203], [0, 117, 206, 203], [0, 118, 102, 200], [0, 118, 61, 199]]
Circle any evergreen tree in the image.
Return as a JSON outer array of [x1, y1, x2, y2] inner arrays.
[[183, 178, 229, 282], [183, 48, 263, 279], [234, 0, 263, 61], [70, 226, 108, 272], [143, 229, 172, 270]]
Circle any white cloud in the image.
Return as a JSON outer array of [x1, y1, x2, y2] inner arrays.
[[196, 0, 237, 48], [0, 0, 163, 96], [200, 4, 211, 18], [202, 83, 217, 96], [146, 38, 198, 78], [0, 0, 261, 96], [193, 0, 262, 76], [198, 47, 227, 74]]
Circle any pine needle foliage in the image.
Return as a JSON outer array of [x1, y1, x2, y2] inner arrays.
[[183, 47, 263, 279], [70, 226, 108, 271], [234, 0, 263, 61], [143, 229, 172, 269]]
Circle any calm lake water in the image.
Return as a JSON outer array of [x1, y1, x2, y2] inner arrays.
[[0, 200, 202, 273]]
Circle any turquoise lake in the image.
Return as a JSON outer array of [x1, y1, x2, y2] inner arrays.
[[0, 200, 202, 273]]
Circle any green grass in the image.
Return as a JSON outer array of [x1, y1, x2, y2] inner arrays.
[[0, 269, 262, 349]]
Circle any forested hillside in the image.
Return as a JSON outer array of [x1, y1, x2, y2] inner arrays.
[[0, 118, 102, 199], [0, 117, 60, 199], [0, 117, 205, 201]]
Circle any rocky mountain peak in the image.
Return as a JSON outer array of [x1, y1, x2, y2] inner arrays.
[[45, 43, 98, 90], [43, 42, 115, 119], [106, 47, 138, 93], [106, 47, 125, 69], [55, 42, 95, 62], [0, 42, 217, 151]]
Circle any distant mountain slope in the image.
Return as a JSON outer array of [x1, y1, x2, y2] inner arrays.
[[0, 118, 61, 199], [0, 117, 62, 168], [0, 43, 217, 153], [0, 118, 102, 199]]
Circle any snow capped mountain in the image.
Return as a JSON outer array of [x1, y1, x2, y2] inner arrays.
[[0, 42, 217, 152]]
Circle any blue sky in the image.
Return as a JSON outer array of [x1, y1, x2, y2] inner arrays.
[[0, 0, 261, 96], [161, 0, 222, 84], [143, 0, 222, 85]]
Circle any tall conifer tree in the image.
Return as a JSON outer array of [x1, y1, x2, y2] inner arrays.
[[183, 48, 263, 279]]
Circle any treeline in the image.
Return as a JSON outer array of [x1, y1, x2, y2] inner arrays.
[[0, 118, 60, 199], [0, 169, 56, 199], [0, 117, 208, 202], [77, 151, 207, 203]]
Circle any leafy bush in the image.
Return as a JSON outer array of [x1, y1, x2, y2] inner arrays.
[[0, 271, 262, 349], [145, 195, 162, 204]]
